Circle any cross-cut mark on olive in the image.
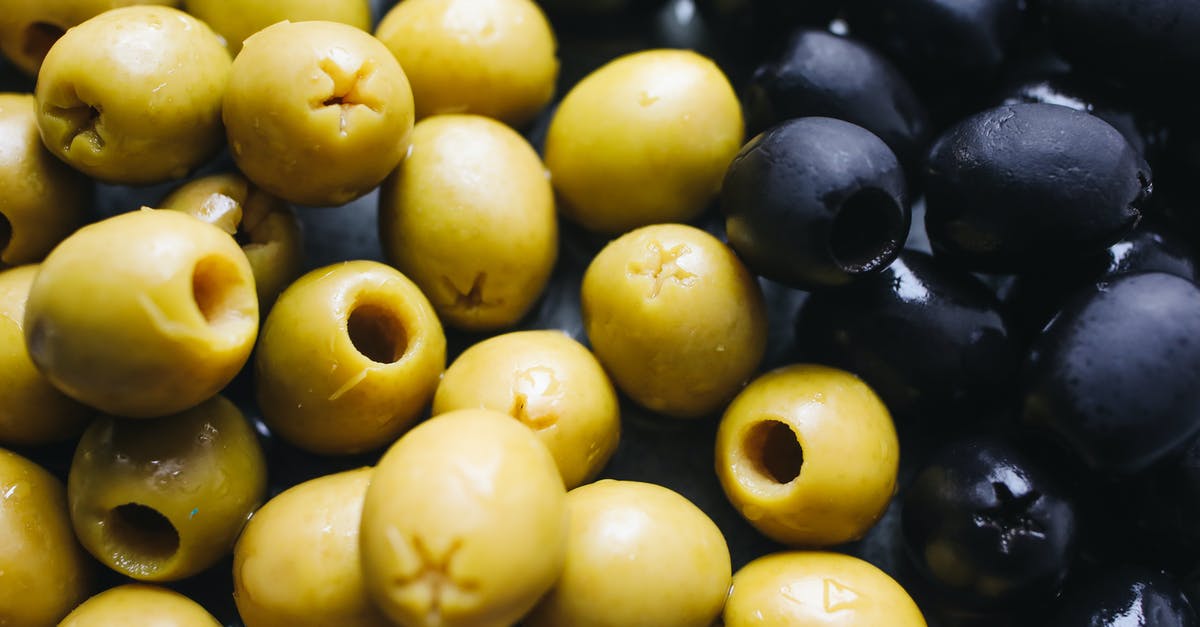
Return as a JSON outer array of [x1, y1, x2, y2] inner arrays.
[[392, 536, 479, 625], [443, 273, 489, 310], [829, 187, 904, 274], [192, 255, 251, 329], [743, 419, 803, 484], [0, 211, 12, 260], [47, 101, 103, 152], [627, 240, 698, 298], [973, 482, 1046, 552], [22, 21, 64, 64], [508, 366, 561, 430], [347, 302, 409, 364], [104, 503, 180, 576], [316, 58, 382, 136]]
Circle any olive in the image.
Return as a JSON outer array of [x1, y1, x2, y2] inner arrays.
[[1104, 434, 1200, 571], [924, 103, 1151, 273], [721, 117, 910, 290], [59, 584, 220, 626], [1047, 567, 1198, 627], [524, 479, 731, 627], [901, 435, 1077, 609], [794, 250, 1019, 424], [1022, 272, 1200, 474], [184, 0, 371, 55]]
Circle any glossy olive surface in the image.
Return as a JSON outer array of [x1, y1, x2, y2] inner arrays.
[[722, 116, 909, 289], [185, 0, 371, 55], [901, 435, 1077, 609], [60, 584, 221, 627], [1047, 567, 1198, 627], [1022, 272, 1200, 474], [924, 103, 1150, 273], [796, 250, 1017, 424]]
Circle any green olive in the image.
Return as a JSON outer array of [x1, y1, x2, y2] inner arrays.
[[24, 209, 258, 418], [432, 330, 620, 489], [255, 260, 445, 455], [0, 93, 88, 267], [525, 479, 731, 627], [160, 173, 304, 309], [378, 114, 557, 331], [68, 394, 267, 581], [360, 408, 567, 627], [59, 584, 220, 626], [184, 0, 370, 55], [0, 265, 89, 446], [34, 5, 230, 184], [233, 467, 390, 627], [0, 447, 92, 627], [223, 20, 415, 207]]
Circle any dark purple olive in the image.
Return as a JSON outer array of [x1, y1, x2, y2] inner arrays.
[[743, 29, 931, 169], [721, 116, 910, 290], [925, 103, 1151, 273], [794, 250, 1018, 423], [1022, 272, 1200, 474], [902, 435, 1077, 609], [1105, 434, 1200, 572], [1047, 567, 1198, 627]]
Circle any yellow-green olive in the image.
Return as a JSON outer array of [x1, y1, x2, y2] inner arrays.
[[34, 6, 230, 184], [715, 364, 900, 547], [223, 20, 414, 207], [24, 209, 258, 418], [184, 0, 370, 55], [724, 552, 926, 626], [0, 93, 88, 267], [234, 467, 389, 627], [160, 173, 303, 308], [59, 585, 220, 626], [68, 394, 267, 581], [0, 447, 92, 627], [581, 223, 767, 417], [0, 0, 180, 76], [524, 479, 731, 627], [360, 409, 567, 627], [432, 330, 619, 489], [544, 49, 743, 234], [0, 265, 89, 446], [378, 114, 557, 331], [374, 0, 558, 127], [255, 260, 445, 455]]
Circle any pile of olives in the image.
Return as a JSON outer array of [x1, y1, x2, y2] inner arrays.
[[4, 0, 1200, 625]]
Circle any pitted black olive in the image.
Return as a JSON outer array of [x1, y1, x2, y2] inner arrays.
[[901, 435, 1077, 609], [721, 116, 910, 290], [1047, 566, 1199, 627], [925, 103, 1151, 273], [794, 249, 1018, 424], [1022, 272, 1200, 474], [743, 28, 931, 169]]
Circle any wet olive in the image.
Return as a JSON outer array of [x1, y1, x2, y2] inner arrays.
[[1047, 567, 1198, 627], [60, 584, 220, 626], [184, 0, 371, 55]]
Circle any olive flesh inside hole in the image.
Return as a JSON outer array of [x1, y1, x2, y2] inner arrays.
[[744, 419, 804, 484], [104, 503, 181, 569], [347, 303, 408, 364], [830, 187, 904, 274]]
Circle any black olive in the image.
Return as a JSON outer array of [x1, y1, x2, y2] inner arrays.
[[743, 28, 931, 170], [901, 434, 1077, 609], [1105, 434, 1200, 572], [1022, 272, 1200, 474], [721, 116, 910, 290], [925, 103, 1151, 273], [794, 249, 1018, 424], [1047, 566, 1198, 627]]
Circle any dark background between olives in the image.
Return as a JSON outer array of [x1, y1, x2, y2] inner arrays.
[[3, 1, 972, 625]]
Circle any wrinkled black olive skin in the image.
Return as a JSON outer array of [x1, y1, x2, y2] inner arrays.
[[901, 435, 1077, 609], [1022, 272, 1200, 475], [721, 117, 910, 290], [925, 103, 1151, 273], [1048, 567, 1198, 627], [795, 250, 1017, 423]]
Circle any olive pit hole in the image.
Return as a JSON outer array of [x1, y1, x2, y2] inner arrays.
[[22, 21, 64, 63], [744, 419, 804, 484], [830, 188, 904, 274], [0, 211, 11, 259], [347, 303, 408, 364], [192, 255, 248, 327], [104, 503, 180, 566]]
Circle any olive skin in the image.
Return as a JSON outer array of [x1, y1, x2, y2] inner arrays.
[[184, 0, 371, 55], [59, 585, 220, 627], [924, 103, 1150, 273], [34, 6, 231, 184], [1022, 272, 1200, 474], [1108, 434, 1200, 571], [743, 29, 931, 168], [24, 209, 259, 418], [795, 250, 1019, 423], [721, 117, 910, 290], [68, 395, 267, 581], [1047, 567, 1198, 627], [0, 93, 88, 267], [901, 436, 1077, 609], [0, 447, 92, 627]]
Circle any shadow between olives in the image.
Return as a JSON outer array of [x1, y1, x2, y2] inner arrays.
[[829, 187, 905, 274], [744, 419, 804, 484], [346, 302, 409, 364], [22, 21, 64, 65], [104, 503, 180, 570], [0, 211, 11, 259]]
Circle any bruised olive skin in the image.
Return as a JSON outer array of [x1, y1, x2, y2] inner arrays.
[[721, 117, 909, 290], [902, 436, 1077, 609], [925, 103, 1150, 273], [744, 29, 930, 168], [1022, 272, 1200, 474], [1048, 567, 1198, 627], [795, 250, 1018, 423]]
